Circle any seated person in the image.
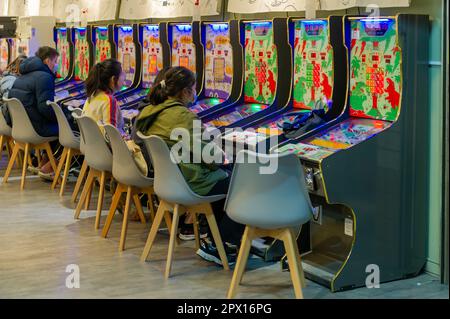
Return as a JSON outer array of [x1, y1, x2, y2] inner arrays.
[[8, 47, 59, 137], [135, 66, 244, 265], [0, 55, 28, 126]]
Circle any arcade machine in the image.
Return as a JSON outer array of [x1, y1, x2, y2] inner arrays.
[[62, 24, 146, 116], [119, 22, 170, 115], [0, 38, 10, 72], [274, 15, 429, 292], [55, 26, 93, 101], [54, 27, 74, 86], [0, 17, 17, 72], [202, 19, 291, 134], [61, 25, 116, 108], [221, 17, 348, 155], [189, 20, 243, 117], [168, 22, 204, 94]]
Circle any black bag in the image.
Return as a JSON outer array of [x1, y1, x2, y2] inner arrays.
[[0, 102, 12, 127]]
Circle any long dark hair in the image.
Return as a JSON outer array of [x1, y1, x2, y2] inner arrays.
[[85, 58, 122, 98], [148, 66, 196, 105]]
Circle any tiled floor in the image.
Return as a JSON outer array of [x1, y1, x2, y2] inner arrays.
[[0, 159, 448, 299]]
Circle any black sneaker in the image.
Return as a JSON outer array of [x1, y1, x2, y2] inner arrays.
[[196, 239, 237, 266], [179, 223, 208, 241]]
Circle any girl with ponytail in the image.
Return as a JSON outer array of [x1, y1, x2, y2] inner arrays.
[[82, 58, 126, 134]]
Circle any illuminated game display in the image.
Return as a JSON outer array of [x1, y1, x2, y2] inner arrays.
[[170, 24, 196, 72], [0, 38, 9, 71], [274, 15, 429, 292], [94, 26, 112, 64], [206, 21, 278, 127], [190, 22, 234, 114], [55, 27, 71, 82], [74, 28, 90, 81], [142, 24, 164, 89], [117, 25, 137, 88]]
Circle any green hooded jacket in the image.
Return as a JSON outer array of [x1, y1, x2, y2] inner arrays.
[[135, 98, 228, 196]]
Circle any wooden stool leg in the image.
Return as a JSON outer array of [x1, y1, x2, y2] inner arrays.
[[94, 171, 106, 230], [133, 193, 147, 224], [71, 160, 87, 203], [119, 186, 133, 251], [282, 229, 305, 299], [204, 207, 230, 270], [74, 169, 95, 219], [192, 213, 200, 251], [20, 143, 30, 190], [52, 147, 68, 190], [165, 204, 181, 279], [101, 184, 123, 238], [2, 143, 20, 184], [59, 148, 73, 196], [141, 201, 167, 262], [227, 226, 253, 299]]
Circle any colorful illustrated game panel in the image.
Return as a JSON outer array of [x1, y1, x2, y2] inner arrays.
[[117, 26, 137, 87], [142, 25, 164, 88], [349, 18, 401, 122], [204, 23, 233, 100], [293, 20, 334, 111], [171, 24, 196, 73], [0, 39, 8, 71], [95, 27, 112, 64], [209, 103, 269, 127], [56, 28, 70, 79], [243, 22, 277, 105], [74, 28, 90, 81]]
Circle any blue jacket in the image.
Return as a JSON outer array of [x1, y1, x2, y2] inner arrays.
[[8, 56, 57, 137]]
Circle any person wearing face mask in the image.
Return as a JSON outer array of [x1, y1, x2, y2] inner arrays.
[[8, 46, 61, 137], [135, 66, 245, 266]]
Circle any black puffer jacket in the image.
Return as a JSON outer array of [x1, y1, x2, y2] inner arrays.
[[8, 56, 57, 137]]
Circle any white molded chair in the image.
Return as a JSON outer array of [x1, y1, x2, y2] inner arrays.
[[101, 125, 156, 251], [2, 98, 58, 190], [224, 150, 313, 299], [72, 114, 112, 230], [138, 133, 230, 279], [0, 108, 14, 167], [48, 101, 81, 196]]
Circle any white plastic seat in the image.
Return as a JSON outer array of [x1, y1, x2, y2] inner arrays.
[[2, 98, 58, 190], [72, 114, 113, 230], [224, 150, 313, 299], [101, 125, 156, 251], [0, 109, 13, 167], [48, 101, 81, 196], [138, 133, 230, 278]]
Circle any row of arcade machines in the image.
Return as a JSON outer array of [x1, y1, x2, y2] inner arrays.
[[52, 15, 429, 292]]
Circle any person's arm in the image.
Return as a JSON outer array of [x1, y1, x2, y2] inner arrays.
[[35, 73, 56, 122]]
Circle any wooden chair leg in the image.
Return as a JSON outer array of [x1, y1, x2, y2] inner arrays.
[[141, 201, 167, 262], [101, 184, 124, 238], [71, 160, 87, 203], [2, 143, 20, 183], [227, 226, 253, 299], [133, 193, 147, 224], [0, 135, 4, 162], [204, 206, 230, 270], [74, 169, 95, 219], [59, 148, 73, 196], [192, 213, 200, 251], [20, 143, 30, 190], [165, 204, 182, 279], [52, 147, 68, 190], [84, 178, 93, 210], [282, 228, 305, 299], [94, 171, 106, 230], [119, 186, 133, 251], [36, 149, 41, 167], [147, 192, 156, 222]]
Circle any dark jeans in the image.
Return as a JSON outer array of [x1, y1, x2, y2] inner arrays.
[[207, 174, 245, 246]]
